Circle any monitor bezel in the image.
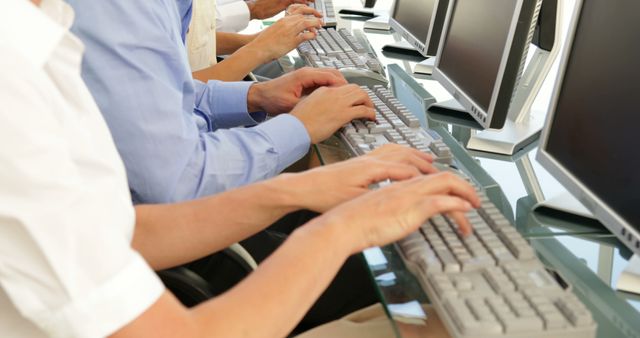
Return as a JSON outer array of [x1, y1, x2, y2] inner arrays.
[[388, 0, 445, 57], [536, 0, 640, 256], [432, 0, 525, 129]]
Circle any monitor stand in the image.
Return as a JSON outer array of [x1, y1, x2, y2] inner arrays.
[[382, 41, 421, 56], [337, 8, 391, 30], [381, 41, 435, 74], [429, 98, 467, 114], [428, 99, 482, 126], [533, 191, 595, 220], [466, 114, 546, 155], [617, 255, 640, 295], [338, 8, 376, 17], [363, 14, 391, 31], [414, 58, 435, 75]]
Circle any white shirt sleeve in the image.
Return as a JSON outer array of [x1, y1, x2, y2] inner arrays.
[[0, 54, 164, 338], [216, 0, 251, 32]]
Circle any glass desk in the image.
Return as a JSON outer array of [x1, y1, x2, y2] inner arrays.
[[274, 0, 640, 336]]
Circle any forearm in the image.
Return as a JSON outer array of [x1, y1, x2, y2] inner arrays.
[[192, 44, 269, 82], [216, 31, 257, 55], [132, 175, 302, 270], [190, 218, 353, 338]]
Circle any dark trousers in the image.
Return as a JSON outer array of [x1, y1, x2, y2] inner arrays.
[[187, 210, 377, 333]]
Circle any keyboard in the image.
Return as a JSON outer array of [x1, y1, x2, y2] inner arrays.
[[341, 86, 597, 338], [396, 184, 596, 335], [308, 0, 337, 27], [340, 85, 452, 163], [297, 28, 385, 75]]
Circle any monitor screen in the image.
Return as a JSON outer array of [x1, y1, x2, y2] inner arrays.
[[392, 0, 437, 44], [545, 0, 640, 229], [438, 0, 519, 111]]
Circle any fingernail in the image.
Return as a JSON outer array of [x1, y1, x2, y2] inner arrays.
[[464, 202, 473, 210]]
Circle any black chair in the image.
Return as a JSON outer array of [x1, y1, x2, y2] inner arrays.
[[158, 247, 256, 307], [157, 267, 213, 307]]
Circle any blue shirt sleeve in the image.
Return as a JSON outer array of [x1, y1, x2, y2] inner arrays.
[[193, 79, 267, 129], [67, 0, 310, 203]]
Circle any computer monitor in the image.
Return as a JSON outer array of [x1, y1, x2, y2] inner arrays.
[[433, 0, 541, 130], [538, 0, 640, 257], [388, 0, 450, 57]]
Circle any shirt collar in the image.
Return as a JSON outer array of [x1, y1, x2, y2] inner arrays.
[[0, 0, 73, 68]]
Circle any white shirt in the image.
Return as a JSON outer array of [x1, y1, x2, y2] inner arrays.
[[217, 0, 251, 32], [188, 0, 219, 71], [0, 1, 164, 337]]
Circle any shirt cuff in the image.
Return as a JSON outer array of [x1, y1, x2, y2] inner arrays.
[[216, 0, 251, 33], [254, 114, 311, 172], [210, 81, 264, 128], [36, 253, 164, 338]]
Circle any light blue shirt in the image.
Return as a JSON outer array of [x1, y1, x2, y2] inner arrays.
[[66, 0, 311, 203]]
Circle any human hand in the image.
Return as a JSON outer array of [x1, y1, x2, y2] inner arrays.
[[249, 14, 322, 62], [247, 0, 313, 20], [366, 144, 439, 174], [285, 4, 322, 17], [316, 172, 481, 254], [247, 67, 347, 115], [283, 144, 438, 212], [290, 84, 376, 144]]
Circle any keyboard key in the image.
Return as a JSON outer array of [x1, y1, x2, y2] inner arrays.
[[434, 247, 460, 273], [431, 275, 458, 300], [556, 296, 594, 327], [454, 277, 473, 291]]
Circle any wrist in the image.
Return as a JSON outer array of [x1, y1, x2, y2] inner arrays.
[[274, 172, 315, 210], [247, 82, 265, 113], [293, 214, 355, 259], [242, 39, 273, 64], [262, 174, 306, 213]]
